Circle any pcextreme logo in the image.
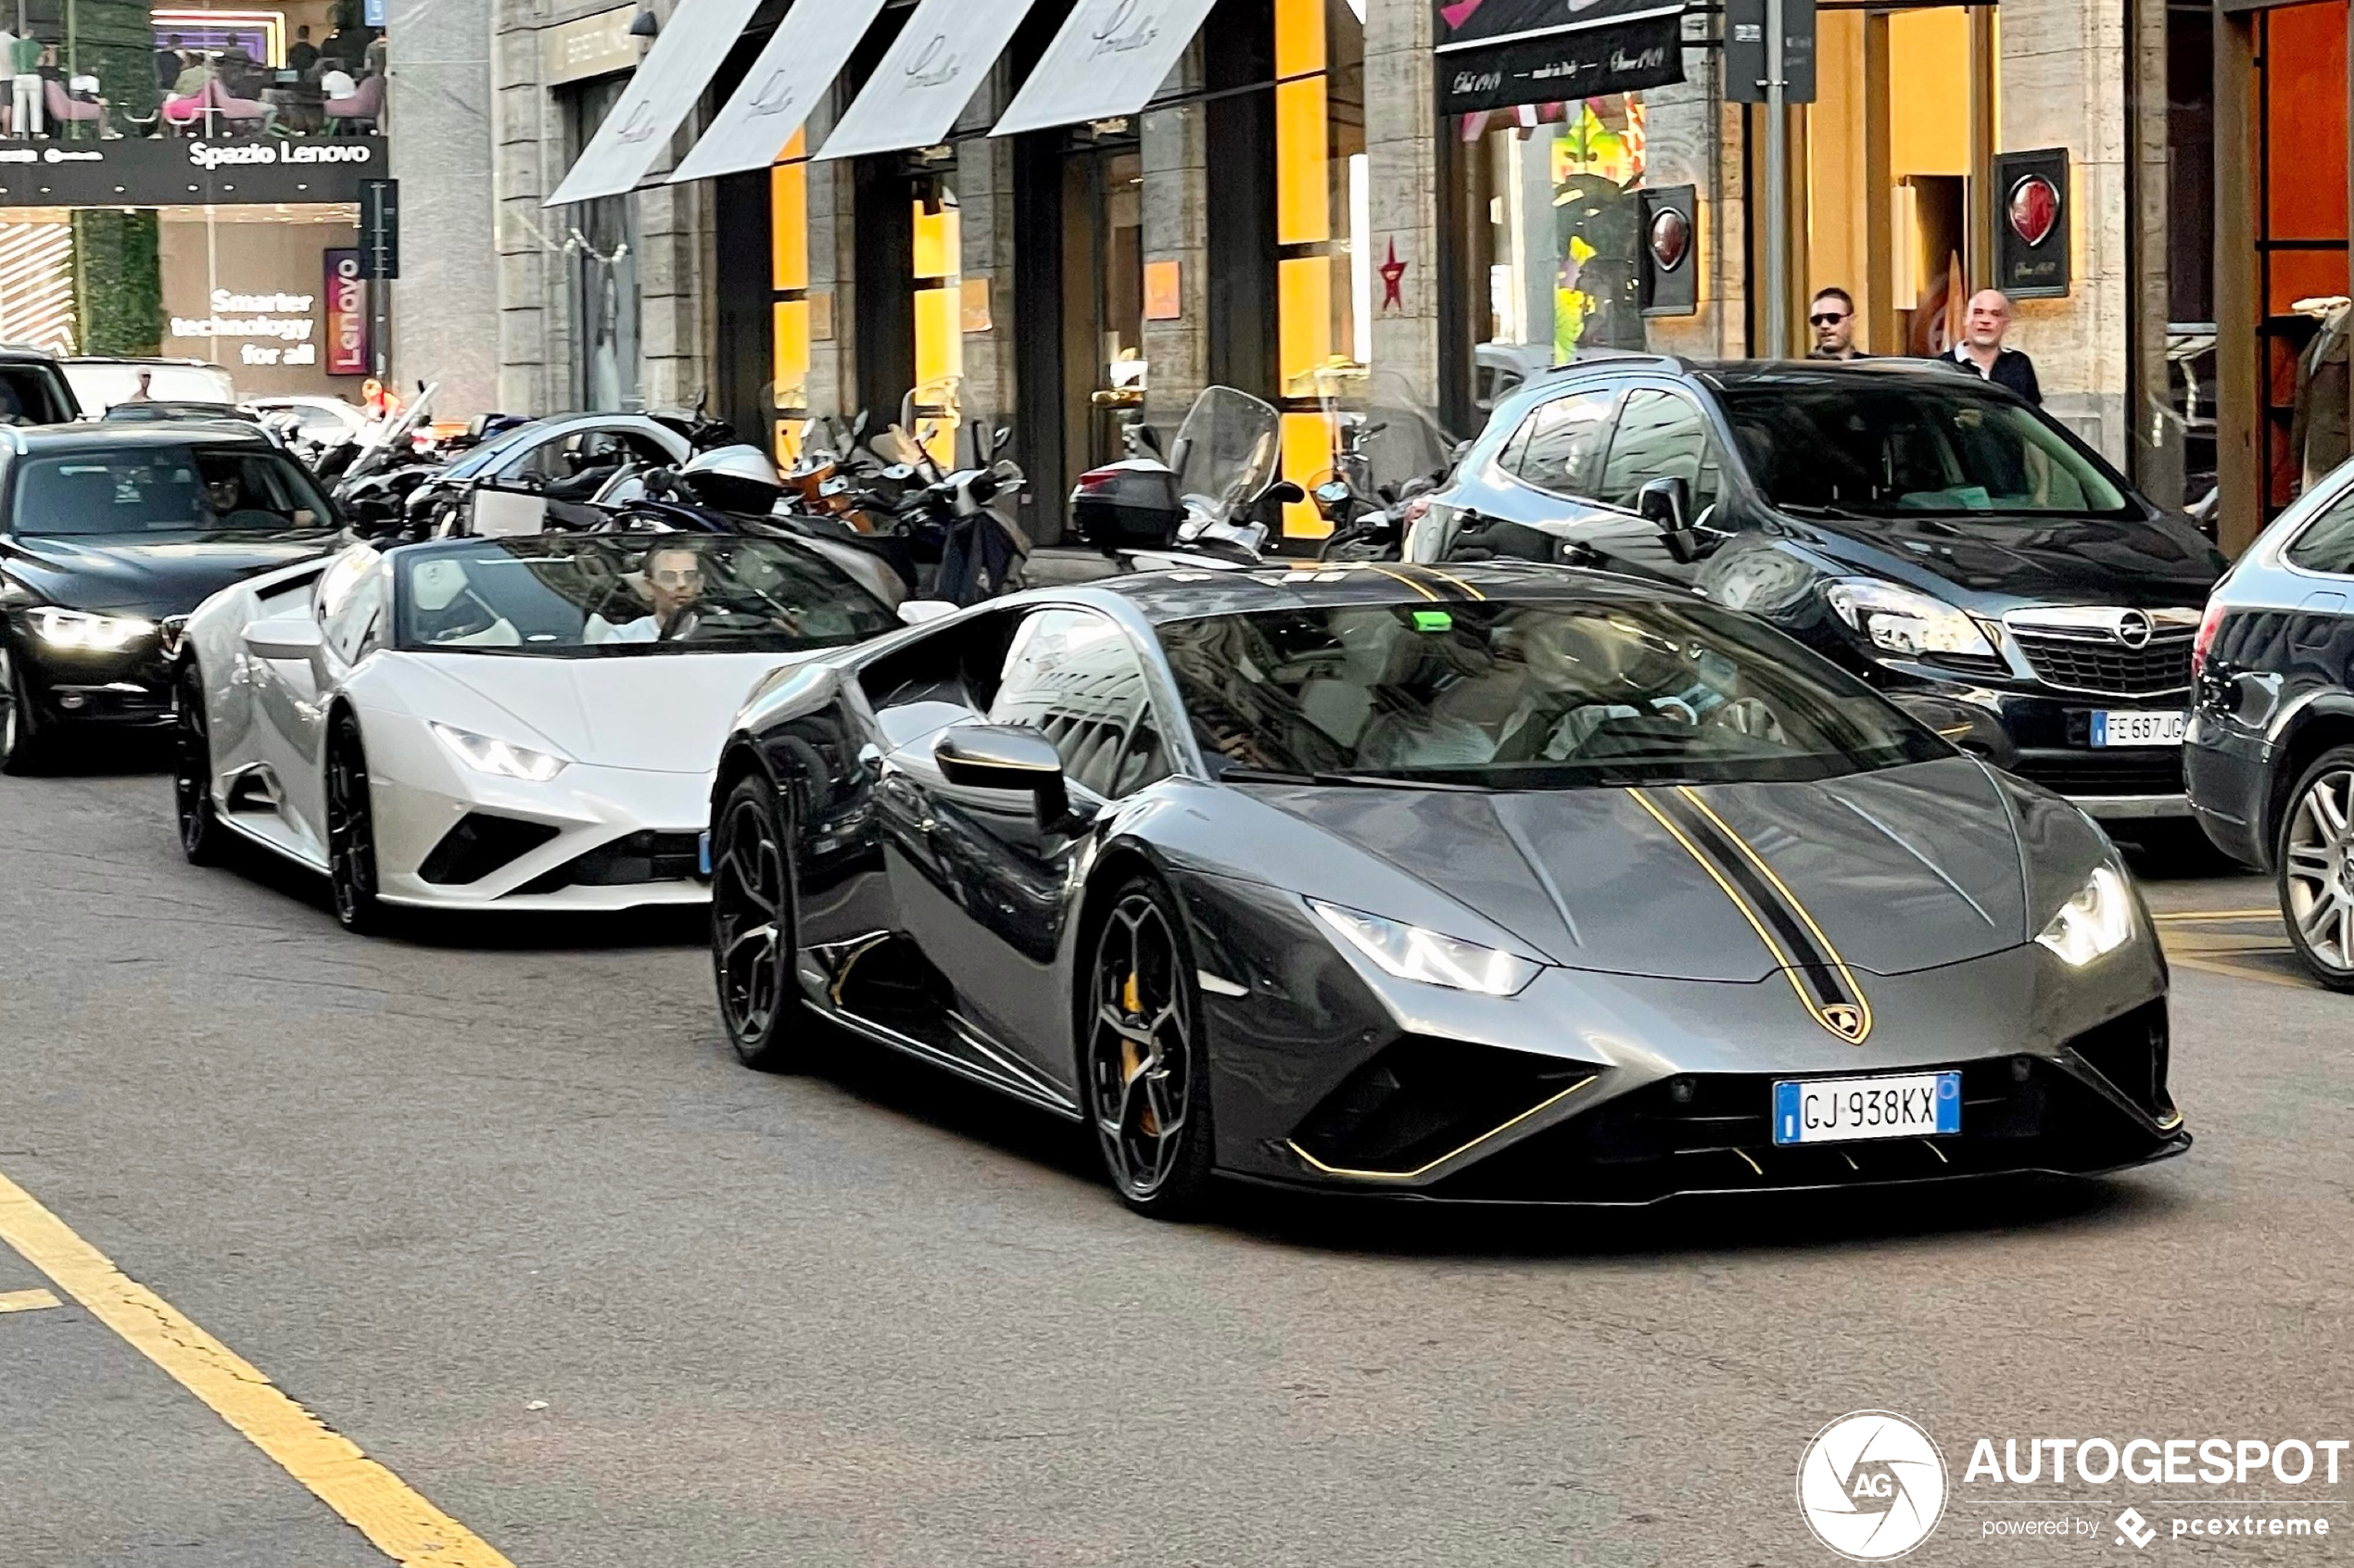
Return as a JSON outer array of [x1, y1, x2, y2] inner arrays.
[[1797, 1410, 1950, 1561]]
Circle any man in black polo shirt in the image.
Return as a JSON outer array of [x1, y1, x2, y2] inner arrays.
[[1945, 288, 2043, 404]]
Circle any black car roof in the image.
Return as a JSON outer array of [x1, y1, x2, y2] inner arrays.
[[1079, 562, 1689, 623], [0, 422, 279, 452]]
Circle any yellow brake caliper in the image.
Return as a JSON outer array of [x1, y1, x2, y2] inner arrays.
[[1120, 972, 1158, 1136]]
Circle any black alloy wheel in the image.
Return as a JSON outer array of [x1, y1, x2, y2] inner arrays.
[[324, 713, 386, 934], [712, 773, 803, 1070], [0, 641, 46, 776], [174, 664, 228, 865], [1083, 877, 1216, 1219], [2279, 745, 2354, 992]]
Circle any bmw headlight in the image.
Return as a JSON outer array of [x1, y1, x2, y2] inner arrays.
[[2035, 866, 2135, 967], [1824, 579, 1998, 662], [1308, 899, 1542, 996], [430, 722, 567, 783], [29, 607, 158, 651]]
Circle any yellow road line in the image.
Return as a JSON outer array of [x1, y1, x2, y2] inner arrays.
[[0, 1169, 514, 1568], [2168, 953, 2315, 991], [0, 1285, 60, 1312]]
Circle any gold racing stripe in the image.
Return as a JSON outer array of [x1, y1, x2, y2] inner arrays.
[[1409, 563, 1488, 601], [1674, 787, 1874, 1044], [1361, 563, 1442, 601], [1626, 788, 1874, 1044]]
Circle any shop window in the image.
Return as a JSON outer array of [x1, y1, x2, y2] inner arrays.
[[1454, 95, 1650, 391], [911, 177, 963, 465], [771, 130, 811, 464], [562, 75, 640, 412], [2256, 1, 2350, 510], [1272, 0, 1366, 537]]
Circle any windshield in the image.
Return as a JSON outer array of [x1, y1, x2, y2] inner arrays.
[[392, 535, 897, 656], [1159, 598, 1949, 789], [62, 361, 235, 412], [1715, 378, 2134, 517], [11, 446, 336, 537]]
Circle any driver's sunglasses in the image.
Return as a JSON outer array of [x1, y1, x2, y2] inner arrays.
[[649, 565, 703, 588], [1808, 310, 1849, 326]]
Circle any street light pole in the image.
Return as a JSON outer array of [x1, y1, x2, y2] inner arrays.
[[1764, 0, 1787, 358]]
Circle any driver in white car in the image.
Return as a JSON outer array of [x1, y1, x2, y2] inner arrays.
[[588, 543, 705, 643]]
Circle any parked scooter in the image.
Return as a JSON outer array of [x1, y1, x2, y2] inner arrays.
[[1309, 367, 1465, 563], [1069, 386, 1303, 571]]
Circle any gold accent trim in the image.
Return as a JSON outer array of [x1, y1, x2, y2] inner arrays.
[[1411, 564, 1488, 601], [1732, 1148, 1763, 1175], [828, 933, 892, 1007], [2154, 1108, 2184, 1131], [2150, 907, 2277, 923], [1675, 787, 1875, 1046], [1362, 563, 1441, 601], [1285, 1074, 1599, 1182], [1625, 789, 1826, 1026], [1921, 1139, 1949, 1164]]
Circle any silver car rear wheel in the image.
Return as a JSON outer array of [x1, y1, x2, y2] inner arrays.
[[2280, 748, 2354, 992]]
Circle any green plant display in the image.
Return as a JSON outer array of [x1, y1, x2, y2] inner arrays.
[[72, 209, 164, 356]]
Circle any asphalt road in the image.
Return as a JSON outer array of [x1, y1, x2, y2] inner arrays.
[[1, 750, 2348, 1567]]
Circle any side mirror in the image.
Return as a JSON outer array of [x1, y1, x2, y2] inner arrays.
[[243, 615, 325, 661], [896, 599, 958, 626], [1262, 479, 1306, 508], [1637, 475, 1699, 563], [934, 724, 1069, 828]]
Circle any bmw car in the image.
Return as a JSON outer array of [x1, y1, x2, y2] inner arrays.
[[174, 532, 899, 930], [707, 563, 2187, 1217], [1406, 360, 2226, 825], [0, 425, 342, 772]]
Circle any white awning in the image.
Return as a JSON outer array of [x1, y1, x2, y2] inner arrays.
[[667, 0, 891, 183], [814, 0, 1044, 162], [989, 0, 1219, 138], [544, 0, 766, 206]]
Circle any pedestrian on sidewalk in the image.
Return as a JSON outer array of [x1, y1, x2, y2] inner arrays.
[[1807, 287, 1868, 360], [1945, 288, 2042, 405]]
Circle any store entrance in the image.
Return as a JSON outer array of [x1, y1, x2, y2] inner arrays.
[[1015, 125, 1145, 542]]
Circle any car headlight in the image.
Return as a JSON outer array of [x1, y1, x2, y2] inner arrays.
[[2035, 866, 2135, 967], [429, 722, 567, 783], [28, 607, 158, 651], [1308, 898, 1542, 996], [1824, 579, 1998, 662]]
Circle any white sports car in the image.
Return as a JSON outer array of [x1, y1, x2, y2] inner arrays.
[[172, 532, 901, 930]]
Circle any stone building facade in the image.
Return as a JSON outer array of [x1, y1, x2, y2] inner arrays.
[[449, 0, 2173, 517]]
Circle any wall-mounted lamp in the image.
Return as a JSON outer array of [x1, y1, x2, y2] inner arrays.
[[627, 7, 659, 38]]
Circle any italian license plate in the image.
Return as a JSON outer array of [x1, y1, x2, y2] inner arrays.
[[1772, 1071, 1961, 1146], [2091, 710, 2186, 747]]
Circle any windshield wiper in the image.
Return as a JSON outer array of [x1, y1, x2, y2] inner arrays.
[[1219, 766, 1488, 792]]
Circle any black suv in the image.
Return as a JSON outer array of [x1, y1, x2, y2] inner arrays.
[[2184, 468, 2354, 987], [0, 424, 342, 771], [1407, 358, 2228, 822]]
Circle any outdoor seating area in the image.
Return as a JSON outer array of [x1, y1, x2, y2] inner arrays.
[[0, 18, 385, 141]]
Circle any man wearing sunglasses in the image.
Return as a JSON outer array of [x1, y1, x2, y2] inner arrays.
[[1806, 287, 1868, 360], [590, 542, 709, 643]]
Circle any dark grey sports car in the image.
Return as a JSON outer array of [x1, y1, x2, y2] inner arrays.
[[707, 563, 2187, 1217]]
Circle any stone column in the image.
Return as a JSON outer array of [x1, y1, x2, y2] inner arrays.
[[1365, 0, 1438, 406], [390, 0, 501, 418], [2001, 0, 2131, 461], [1142, 42, 1209, 435], [1642, 47, 1742, 360]]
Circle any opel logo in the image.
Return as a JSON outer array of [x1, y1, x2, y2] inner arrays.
[[2115, 611, 2152, 649]]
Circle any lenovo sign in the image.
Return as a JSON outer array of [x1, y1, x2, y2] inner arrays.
[[324, 249, 369, 377]]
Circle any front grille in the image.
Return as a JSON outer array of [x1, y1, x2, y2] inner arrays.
[[1433, 1056, 2176, 1203], [2010, 752, 2183, 796], [2010, 631, 2194, 696], [419, 813, 561, 884], [512, 830, 701, 894]]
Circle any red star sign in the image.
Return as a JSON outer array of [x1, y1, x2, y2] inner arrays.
[[1379, 239, 1407, 312]]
